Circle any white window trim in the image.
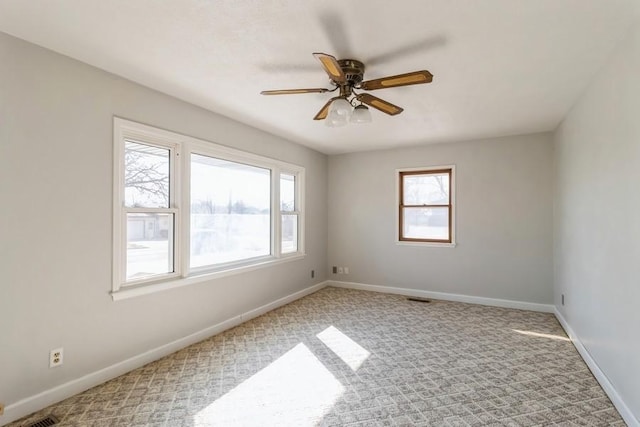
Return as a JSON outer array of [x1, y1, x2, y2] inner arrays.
[[112, 118, 305, 300], [395, 165, 457, 247]]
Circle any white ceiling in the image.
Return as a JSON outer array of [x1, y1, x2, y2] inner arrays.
[[1, 1, 639, 154]]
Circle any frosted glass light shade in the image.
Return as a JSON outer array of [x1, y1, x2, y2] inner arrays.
[[329, 98, 352, 117], [325, 97, 351, 127], [350, 105, 372, 123], [326, 109, 348, 127]]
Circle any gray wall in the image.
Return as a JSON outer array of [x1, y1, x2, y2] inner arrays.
[[553, 23, 640, 420], [328, 133, 554, 304], [0, 33, 327, 408]]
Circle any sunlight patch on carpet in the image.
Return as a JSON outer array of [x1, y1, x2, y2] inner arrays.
[[194, 343, 344, 426], [317, 325, 370, 371], [512, 329, 570, 341]]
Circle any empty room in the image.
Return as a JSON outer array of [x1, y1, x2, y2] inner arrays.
[[1, 1, 639, 426]]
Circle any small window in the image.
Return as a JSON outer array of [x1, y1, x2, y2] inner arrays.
[[280, 173, 299, 254], [398, 167, 454, 244], [123, 140, 179, 282]]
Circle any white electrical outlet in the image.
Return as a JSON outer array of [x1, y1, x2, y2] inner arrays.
[[337, 267, 344, 274], [50, 348, 64, 368], [344, 267, 349, 274]]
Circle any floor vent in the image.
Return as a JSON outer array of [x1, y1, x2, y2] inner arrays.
[[407, 297, 432, 303], [25, 415, 59, 427]]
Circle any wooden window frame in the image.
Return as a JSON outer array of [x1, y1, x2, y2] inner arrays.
[[398, 167, 454, 244]]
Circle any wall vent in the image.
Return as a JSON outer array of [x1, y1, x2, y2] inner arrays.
[[407, 297, 432, 303], [25, 415, 59, 427]]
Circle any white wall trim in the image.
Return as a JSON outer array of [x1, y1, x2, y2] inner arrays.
[[240, 281, 326, 323], [328, 280, 554, 313], [1, 281, 328, 426], [554, 308, 639, 427]]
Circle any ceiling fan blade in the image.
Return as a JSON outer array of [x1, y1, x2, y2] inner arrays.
[[360, 70, 433, 91], [366, 36, 446, 66], [313, 52, 346, 84], [318, 12, 353, 58], [313, 98, 337, 120], [261, 88, 329, 95], [356, 93, 404, 116]]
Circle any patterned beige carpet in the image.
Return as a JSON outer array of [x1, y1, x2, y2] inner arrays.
[[9, 287, 623, 426]]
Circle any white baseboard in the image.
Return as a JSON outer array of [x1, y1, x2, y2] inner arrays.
[[554, 308, 639, 427], [1, 281, 328, 426], [241, 281, 328, 322], [328, 280, 554, 313]]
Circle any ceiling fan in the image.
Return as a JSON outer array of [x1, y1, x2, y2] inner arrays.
[[261, 53, 433, 127]]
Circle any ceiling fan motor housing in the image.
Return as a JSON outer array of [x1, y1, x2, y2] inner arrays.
[[338, 59, 365, 86]]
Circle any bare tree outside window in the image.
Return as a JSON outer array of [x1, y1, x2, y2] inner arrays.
[[124, 141, 169, 208], [123, 140, 174, 280]]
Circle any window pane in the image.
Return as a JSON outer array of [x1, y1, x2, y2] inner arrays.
[[280, 173, 295, 212], [402, 207, 449, 240], [403, 173, 449, 205], [124, 141, 170, 208], [282, 214, 298, 254], [126, 213, 174, 280], [190, 154, 271, 268]]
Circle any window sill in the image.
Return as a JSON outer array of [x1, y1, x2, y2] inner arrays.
[[111, 253, 306, 301], [395, 241, 457, 248]]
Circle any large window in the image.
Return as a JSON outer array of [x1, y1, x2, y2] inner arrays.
[[113, 118, 304, 298], [398, 167, 454, 244], [190, 155, 271, 269]]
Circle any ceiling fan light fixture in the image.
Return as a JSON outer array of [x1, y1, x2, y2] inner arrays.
[[326, 109, 348, 127], [329, 97, 352, 117], [326, 97, 352, 127], [350, 105, 372, 124]]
